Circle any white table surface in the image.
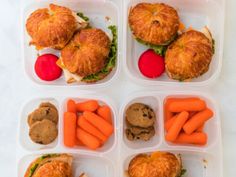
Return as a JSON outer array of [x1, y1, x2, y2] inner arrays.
[[0, 0, 235, 176]]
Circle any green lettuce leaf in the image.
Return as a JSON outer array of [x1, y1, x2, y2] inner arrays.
[[178, 169, 187, 177], [82, 25, 118, 82], [212, 39, 215, 54], [28, 154, 60, 177], [77, 12, 89, 22], [29, 164, 38, 177], [136, 34, 177, 56]]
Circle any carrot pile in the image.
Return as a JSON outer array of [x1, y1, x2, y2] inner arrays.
[[64, 99, 114, 150], [164, 97, 214, 145]]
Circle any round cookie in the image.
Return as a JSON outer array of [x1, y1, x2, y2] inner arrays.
[[29, 119, 58, 145], [39, 102, 57, 110], [126, 126, 155, 141], [126, 103, 155, 128], [28, 106, 58, 126]]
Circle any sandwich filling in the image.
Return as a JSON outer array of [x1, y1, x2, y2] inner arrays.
[[82, 25, 117, 82], [136, 33, 178, 56]]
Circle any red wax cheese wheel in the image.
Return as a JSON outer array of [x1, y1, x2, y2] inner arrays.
[[138, 49, 165, 78], [35, 54, 62, 81]]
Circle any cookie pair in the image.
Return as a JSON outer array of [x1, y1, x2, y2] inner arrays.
[[28, 102, 58, 145], [125, 103, 156, 141]]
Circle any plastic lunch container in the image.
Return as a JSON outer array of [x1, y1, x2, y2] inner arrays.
[[18, 0, 224, 177], [17, 94, 118, 177], [119, 91, 222, 177], [123, 0, 225, 87], [21, 0, 122, 88], [17, 91, 222, 177]]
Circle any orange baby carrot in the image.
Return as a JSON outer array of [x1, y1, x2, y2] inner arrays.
[[168, 99, 206, 112], [165, 111, 189, 142], [67, 99, 77, 113], [77, 128, 101, 150], [166, 97, 200, 104], [64, 112, 77, 147], [196, 124, 205, 132], [77, 115, 108, 143], [97, 105, 113, 124], [174, 132, 207, 145], [83, 111, 114, 137], [183, 108, 213, 134], [75, 138, 84, 146], [164, 100, 174, 121], [164, 98, 199, 120], [189, 111, 196, 118], [164, 114, 178, 131], [76, 100, 99, 112]]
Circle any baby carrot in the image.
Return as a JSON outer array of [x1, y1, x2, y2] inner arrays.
[[164, 98, 199, 120], [168, 99, 206, 112], [165, 97, 200, 104], [183, 108, 213, 134], [165, 111, 189, 142], [164, 100, 174, 121], [83, 111, 114, 137], [196, 124, 205, 132], [174, 132, 207, 145], [97, 105, 113, 124], [76, 100, 99, 112], [164, 114, 178, 131], [64, 112, 77, 147], [189, 111, 196, 118], [165, 112, 198, 131], [77, 128, 101, 150], [67, 99, 77, 113], [75, 138, 84, 146], [77, 115, 108, 143]]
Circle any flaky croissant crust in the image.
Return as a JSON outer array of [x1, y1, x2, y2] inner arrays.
[[33, 161, 72, 177], [128, 152, 181, 177], [26, 4, 78, 50], [165, 30, 213, 81], [129, 3, 180, 45], [61, 28, 111, 77]]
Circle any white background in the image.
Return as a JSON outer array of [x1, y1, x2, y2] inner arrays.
[[0, 0, 235, 176]]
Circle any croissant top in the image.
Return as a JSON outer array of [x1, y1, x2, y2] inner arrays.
[[129, 3, 180, 45], [24, 154, 73, 177], [61, 28, 111, 77], [26, 4, 79, 50], [165, 29, 214, 81], [128, 152, 182, 177]]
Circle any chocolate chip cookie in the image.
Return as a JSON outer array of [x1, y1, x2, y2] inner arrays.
[[28, 106, 58, 126], [126, 103, 155, 128], [29, 119, 58, 145], [125, 103, 156, 141], [126, 126, 155, 141]]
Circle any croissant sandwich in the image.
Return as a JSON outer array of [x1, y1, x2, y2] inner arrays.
[[57, 26, 117, 83], [128, 152, 183, 177], [26, 4, 88, 50], [129, 3, 180, 55], [24, 154, 73, 177], [165, 27, 214, 81]]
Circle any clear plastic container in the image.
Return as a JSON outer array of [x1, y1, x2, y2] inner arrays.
[[21, 0, 122, 89], [123, 0, 225, 87], [17, 94, 118, 177], [17, 91, 222, 177], [18, 152, 116, 177], [18, 0, 224, 177], [18, 95, 117, 152], [119, 91, 222, 177]]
